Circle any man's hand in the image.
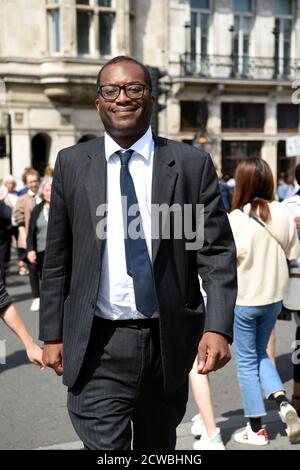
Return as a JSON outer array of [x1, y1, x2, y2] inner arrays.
[[197, 332, 231, 374], [27, 250, 37, 264], [42, 342, 63, 376]]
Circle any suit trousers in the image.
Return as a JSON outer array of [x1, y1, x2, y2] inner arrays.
[[67, 316, 188, 450]]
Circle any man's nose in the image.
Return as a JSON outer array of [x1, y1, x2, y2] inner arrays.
[[116, 88, 131, 104]]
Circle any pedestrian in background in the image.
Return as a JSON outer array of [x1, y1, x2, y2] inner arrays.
[[0, 186, 12, 283], [216, 169, 231, 212], [14, 168, 41, 310], [190, 281, 226, 450], [27, 177, 52, 309], [277, 173, 289, 202], [43, 165, 54, 177], [3, 175, 19, 274], [0, 277, 44, 367], [229, 158, 300, 445]]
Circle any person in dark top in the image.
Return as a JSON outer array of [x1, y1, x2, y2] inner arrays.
[[0, 279, 44, 366], [217, 170, 231, 212], [0, 186, 12, 283], [27, 177, 52, 310]]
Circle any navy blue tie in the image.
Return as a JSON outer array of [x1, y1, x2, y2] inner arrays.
[[118, 150, 157, 318]]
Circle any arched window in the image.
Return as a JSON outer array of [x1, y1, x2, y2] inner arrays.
[[31, 133, 51, 176]]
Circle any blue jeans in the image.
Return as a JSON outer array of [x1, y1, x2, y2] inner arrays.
[[234, 302, 285, 417]]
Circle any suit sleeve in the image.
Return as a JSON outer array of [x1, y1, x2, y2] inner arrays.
[[197, 154, 237, 342], [39, 152, 72, 342]]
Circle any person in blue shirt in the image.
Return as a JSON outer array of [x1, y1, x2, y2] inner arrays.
[[217, 170, 231, 212]]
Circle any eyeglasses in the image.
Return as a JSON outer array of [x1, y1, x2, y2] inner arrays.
[[97, 83, 150, 101]]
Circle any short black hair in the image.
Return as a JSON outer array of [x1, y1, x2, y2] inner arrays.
[[96, 56, 152, 94], [295, 163, 300, 186]]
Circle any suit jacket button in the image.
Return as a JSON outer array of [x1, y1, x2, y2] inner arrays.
[[91, 302, 95, 309]]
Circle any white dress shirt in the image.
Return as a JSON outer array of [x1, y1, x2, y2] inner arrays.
[[96, 126, 158, 320]]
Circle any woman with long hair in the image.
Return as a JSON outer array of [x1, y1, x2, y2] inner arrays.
[[229, 158, 300, 445]]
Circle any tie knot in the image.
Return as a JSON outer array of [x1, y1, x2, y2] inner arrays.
[[118, 149, 134, 166]]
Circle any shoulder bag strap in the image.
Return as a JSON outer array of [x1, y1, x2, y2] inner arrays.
[[249, 213, 285, 253]]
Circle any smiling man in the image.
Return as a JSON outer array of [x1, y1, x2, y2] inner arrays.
[[39, 56, 237, 450]]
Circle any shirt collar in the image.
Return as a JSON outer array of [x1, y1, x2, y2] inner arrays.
[[104, 126, 153, 162], [28, 189, 36, 197]]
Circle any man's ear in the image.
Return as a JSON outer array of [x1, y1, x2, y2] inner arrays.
[[95, 98, 100, 111]]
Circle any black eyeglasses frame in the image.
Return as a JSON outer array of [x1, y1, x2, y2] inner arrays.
[[97, 83, 151, 100]]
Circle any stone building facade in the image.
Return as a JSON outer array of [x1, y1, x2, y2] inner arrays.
[[0, 0, 300, 181], [167, 0, 300, 180]]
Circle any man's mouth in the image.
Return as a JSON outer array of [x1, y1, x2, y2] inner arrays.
[[113, 108, 138, 114]]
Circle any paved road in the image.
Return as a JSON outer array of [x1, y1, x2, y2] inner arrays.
[[0, 262, 299, 450]]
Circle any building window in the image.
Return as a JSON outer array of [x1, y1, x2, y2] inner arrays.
[[77, 11, 91, 54], [232, 0, 252, 76], [180, 101, 208, 132], [274, 0, 293, 77], [99, 12, 114, 55], [274, 0, 292, 15], [76, 0, 115, 56], [47, 1, 60, 53], [234, 0, 252, 13], [277, 104, 299, 131], [98, 0, 112, 5], [191, 0, 209, 7], [76, 0, 112, 4], [222, 103, 265, 131], [31, 133, 51, 176], [190, 0, 210, 74], [222, 141, 262, 178]]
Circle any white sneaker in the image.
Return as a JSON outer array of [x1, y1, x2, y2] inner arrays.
[[30, 298, 40, 312], [234, 423, 269, 446], [193, 427, 226, 450], [191, 414, 205, 437], [279, 402, 300, 443]]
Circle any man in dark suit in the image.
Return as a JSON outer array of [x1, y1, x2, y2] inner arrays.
[[40, 56, 237, 450]]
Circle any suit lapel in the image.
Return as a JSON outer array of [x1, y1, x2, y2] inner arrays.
[[84, 137, 107, 254], [83, 136, 178, 262], [152, 136, 178, 264]]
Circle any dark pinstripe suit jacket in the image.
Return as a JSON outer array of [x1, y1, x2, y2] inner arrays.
[[39, 136, 237, 393]]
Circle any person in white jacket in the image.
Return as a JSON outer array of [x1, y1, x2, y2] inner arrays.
[[229, 158, 300, 446], [282, 162, 300, 418]]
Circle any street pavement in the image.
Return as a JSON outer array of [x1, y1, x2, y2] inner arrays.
[[1, 259, 300, 451]]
